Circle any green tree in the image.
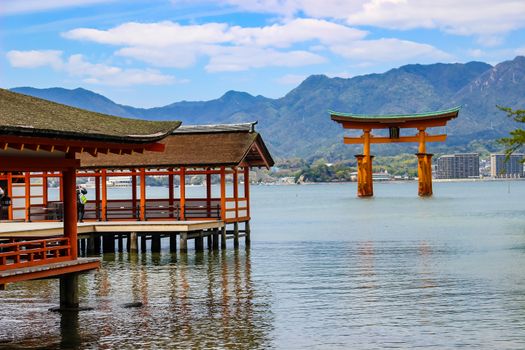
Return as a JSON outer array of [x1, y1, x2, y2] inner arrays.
[[498, 106, 525, 157]]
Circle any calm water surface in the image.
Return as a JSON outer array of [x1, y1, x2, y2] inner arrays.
[[1, 181, 525, 349]]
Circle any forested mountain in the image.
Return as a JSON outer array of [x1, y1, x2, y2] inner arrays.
[[12, 56, 525, 160]]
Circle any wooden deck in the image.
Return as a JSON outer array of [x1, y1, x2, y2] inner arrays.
[[0, 257, 100, 285], [0, 220, 225, 238]]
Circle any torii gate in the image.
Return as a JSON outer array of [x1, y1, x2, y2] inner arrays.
[[330, 107, 460, 197]]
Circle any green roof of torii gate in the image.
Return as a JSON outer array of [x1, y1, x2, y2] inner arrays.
[[330, 106, 461, 124]]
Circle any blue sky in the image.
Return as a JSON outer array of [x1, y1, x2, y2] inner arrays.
[[1, 0, 525, 107]]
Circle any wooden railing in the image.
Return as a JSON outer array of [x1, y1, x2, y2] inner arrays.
[[29, 197, 247, 222], [0, 237, 71, 271]]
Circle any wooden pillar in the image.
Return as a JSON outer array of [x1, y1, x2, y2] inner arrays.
[[151, 234, 161, 252], [7, 173, 13, 220], [233, 167, 239, 221], [140, 235, 147, 253], [245, 221, 251, 246], [244, 167, 250, 219], [80, 238, 86, 256], [95, 173, 101, 220], [220, 167, 226, 222], [101, 169, 107, 221], [206, 170, 212, 218], [180, 167, 186, 220], [128, 232, 139, 253], [102, 234, 115, 253], [418, 128, 427, 154], [139, 168, 146, 221], [220, 225, 227, 250], [168, 168, 174, 219], [87, 237, 95, 254], [24, 172, 31, 222], [93, 235, 101, 254], [195, 234, 204, 252], [169, 234, 177, 252], [42, 171, 48, 208], [233, 222, 239, 249], [212, 229, 219, 250], [355, 155, 374, 197], [417, 153, 433, 197], [132, 170, 137, 219], [180, 232, 188, 253], [117, 235, 123, 252], [207, 233, 212, 251], [59, 274, 79, 309], [62, 156, 78, 259]]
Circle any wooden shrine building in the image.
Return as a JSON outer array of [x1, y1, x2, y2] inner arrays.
[[0, 89, 179, 308], [331, 107, 460, 197], [76, 122, 274, 230]]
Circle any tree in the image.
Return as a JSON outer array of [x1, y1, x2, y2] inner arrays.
[[498, 106, 525, 157]]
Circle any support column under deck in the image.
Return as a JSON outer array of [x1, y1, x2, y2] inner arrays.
[[129, 232, 138, 253], [151, 234, 161, 253], [59, 273, 79, 309], [180, 232, 188, 253]]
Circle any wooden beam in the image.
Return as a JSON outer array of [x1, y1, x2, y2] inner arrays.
[[0, 157, 79, 171], [344, 134, 447, 145]]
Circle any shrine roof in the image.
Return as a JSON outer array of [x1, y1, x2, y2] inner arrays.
[[330, 106, 460, 125], [0, 89, 180, 143]]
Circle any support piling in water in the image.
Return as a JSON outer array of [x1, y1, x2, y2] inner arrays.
[[140, 235, 147, 253], [220, 226, 227, 250], [233, 222, 239, 249], [245, 221, 251, 246], [180, 232, 188, 253], [129, 232, 138, 253], [151, 235, 161, 253], [169, 234, 177, 252]]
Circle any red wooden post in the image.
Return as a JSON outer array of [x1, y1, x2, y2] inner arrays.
[[180, 167, 186, 220], [233, 166, 239, 221], [139, 167, 146, 221], [132, 169, 137, 219], [244, 166, 250, 219], [24, 172, 31, 222], [101, 169, 107, 221], [95, 172, 101, 220], [63, 153, 78, 259], [206, 169, 212, 217], [168, 168, 174, 218], [220, 166, 226, 221], [42, 171, 48, 208], [7, 172, 13, 220]]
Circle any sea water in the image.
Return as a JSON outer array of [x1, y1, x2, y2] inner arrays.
[[1, 181, 525, 349]]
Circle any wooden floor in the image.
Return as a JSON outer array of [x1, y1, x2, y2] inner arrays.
[[0, 258, 100, 285], [0, 220, 224, 238]]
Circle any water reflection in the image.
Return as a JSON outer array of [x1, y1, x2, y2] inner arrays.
[[0, 248, 273, 349]]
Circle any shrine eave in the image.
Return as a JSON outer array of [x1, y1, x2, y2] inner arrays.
[[330, 106, 461, 125]]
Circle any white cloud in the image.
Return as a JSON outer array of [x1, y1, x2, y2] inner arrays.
[[61, 19, 368, 71], [205, 47, 326, 72], [6, 50, 175, 86], [222, 0, 525, 41], [276, 74, 308, 85], [63, 21, 231, 47], [330, 38, 452, 63], [1, 0, 115, 15], [6, 50, 63, 69]]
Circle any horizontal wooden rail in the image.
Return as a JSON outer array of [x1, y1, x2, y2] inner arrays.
[[0, 237, 71, 271]]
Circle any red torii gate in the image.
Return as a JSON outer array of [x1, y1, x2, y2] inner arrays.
[[331, 107, 460, 197]]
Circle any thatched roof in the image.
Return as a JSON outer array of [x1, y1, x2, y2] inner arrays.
[[0, 89, 180, 143], [79, 122, 274, 169]]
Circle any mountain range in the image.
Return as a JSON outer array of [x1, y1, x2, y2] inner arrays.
[[11, 56, 525, 161]]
